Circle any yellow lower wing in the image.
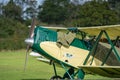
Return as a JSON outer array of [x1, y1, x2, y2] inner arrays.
[[79, 65, 120, 78]]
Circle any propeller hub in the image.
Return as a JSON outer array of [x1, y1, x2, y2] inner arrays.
[[25, 38, 34, 46]]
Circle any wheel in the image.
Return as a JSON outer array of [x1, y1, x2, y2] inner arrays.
[[50, 75, 62, 80]]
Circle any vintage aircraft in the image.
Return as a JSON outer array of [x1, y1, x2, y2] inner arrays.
[[24, 18, 120, 79]]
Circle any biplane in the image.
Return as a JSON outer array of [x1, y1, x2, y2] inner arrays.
[[25, 18, 120, 79]]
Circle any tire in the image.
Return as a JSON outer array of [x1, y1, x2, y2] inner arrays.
[[50, 75, 62, 80]]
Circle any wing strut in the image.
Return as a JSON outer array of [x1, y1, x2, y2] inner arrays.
[[101, 36, 120, 66], [83, 30, 120, 65], [83, 30, 104, 65], [104, 31, 120, 61]]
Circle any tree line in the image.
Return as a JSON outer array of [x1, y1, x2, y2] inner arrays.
[[38, 0, 120, 26], [0, 0, 120, 50]]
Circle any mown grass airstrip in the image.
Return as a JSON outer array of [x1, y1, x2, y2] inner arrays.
[[0, 50, 113, 80]]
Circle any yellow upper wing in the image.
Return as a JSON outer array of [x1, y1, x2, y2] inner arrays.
[[79, 25, 120, 40], [42, 25, 120, 40]]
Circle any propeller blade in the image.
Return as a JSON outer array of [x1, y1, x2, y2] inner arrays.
[[24, 17, 36, 71], [29, 17, 36, 38], [24, 45, 29, 72]]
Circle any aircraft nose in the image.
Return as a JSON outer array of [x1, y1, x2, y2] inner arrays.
[[25, 38, 34, 46]]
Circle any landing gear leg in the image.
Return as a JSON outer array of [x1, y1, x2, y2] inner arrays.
[[60, 62, 74, 79], [63, 67, 74, 79], [50, 63, 62, 80]]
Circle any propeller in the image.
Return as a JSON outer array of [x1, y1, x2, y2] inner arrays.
[[29, 17, 36, 38], [24, 17, 36, 72]]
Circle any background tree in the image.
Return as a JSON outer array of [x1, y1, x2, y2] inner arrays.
[[69, 1, 119, 27], [2, 0, 22, 21], [115, 2, 120, 23], [0, 0, 28, 50], [108, 0, 120, 23], [38, 0, 119, 27], [38, 0, 70, 24], [108, 0, 119, 8], [0, 2, 3, 15], [24, 0, 38, 19], [63, 3, 81, 27]]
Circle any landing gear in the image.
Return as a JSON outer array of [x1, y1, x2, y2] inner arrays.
[[60, 62, 85, 80], [50, 76, 62, 80], [62, 67, 74, 79], [50, 62, 85, 80], [50, 62, 62, 80]]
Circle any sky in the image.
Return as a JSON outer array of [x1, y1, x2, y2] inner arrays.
[[37, 0, 44, 5]]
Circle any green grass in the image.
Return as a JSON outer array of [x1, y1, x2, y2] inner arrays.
[[0, 50, 113, 80]]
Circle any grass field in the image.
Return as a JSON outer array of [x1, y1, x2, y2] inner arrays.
[[0, 50, 114, 80]]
